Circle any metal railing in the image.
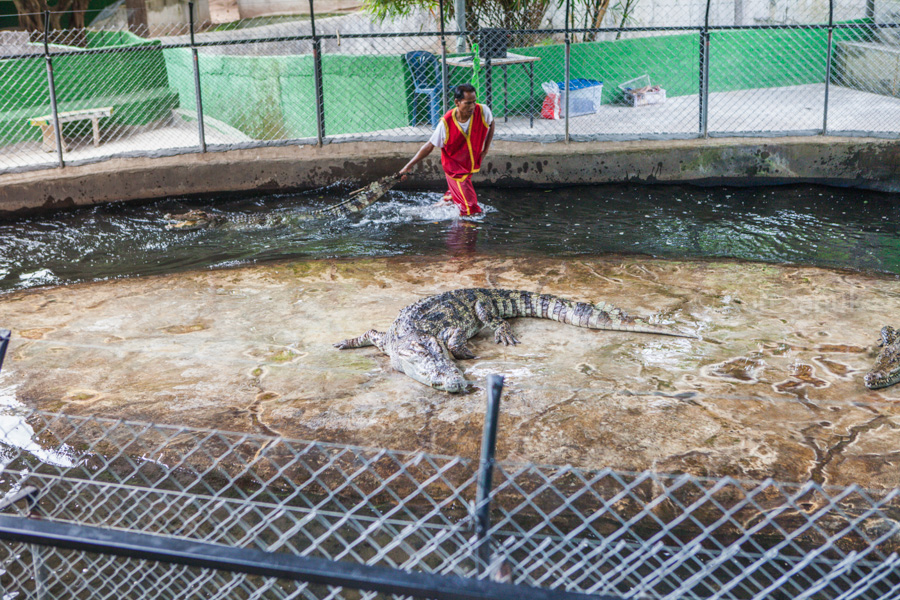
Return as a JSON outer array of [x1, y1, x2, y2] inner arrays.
[[1, 1, 899, 175]]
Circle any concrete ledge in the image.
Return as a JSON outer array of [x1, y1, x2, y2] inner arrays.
[[1, 136, 899, 216]]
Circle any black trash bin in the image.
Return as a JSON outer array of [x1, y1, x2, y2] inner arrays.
[[478, 28, 508, 59]]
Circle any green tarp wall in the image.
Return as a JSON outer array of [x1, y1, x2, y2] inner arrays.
[[163, 48, 410, 140], [0, 29, 178, 144]]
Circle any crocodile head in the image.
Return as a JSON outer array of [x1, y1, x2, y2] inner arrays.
[[164, 210, 224, 231], [389, 332, 469, 393], [865, 327, 900, 390]]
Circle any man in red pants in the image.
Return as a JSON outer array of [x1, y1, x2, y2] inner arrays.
[[399, 83, 495, 217]]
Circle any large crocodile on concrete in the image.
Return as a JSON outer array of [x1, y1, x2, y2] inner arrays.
[[334, 288, 698, 393], [164, 174, 400, 231], [864, 326, 900, 389]]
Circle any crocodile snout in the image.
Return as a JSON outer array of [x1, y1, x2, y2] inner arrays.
[[864, 370, 898, 390], [439, 376, 468, 394]]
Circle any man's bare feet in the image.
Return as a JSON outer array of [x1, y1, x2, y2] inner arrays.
[[434, 192, 453, 207]]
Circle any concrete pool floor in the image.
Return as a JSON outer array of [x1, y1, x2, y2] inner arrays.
[[2, 255, 900, 489]]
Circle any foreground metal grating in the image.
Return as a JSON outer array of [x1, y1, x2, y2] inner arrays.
[[0, 410, 899, 599]]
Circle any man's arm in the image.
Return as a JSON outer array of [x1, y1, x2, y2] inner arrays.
[[399, 142, 435, 180], [481, 121, 495, 160]]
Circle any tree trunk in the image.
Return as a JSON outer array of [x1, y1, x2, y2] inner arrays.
[[13, 0, 44, 32], [12, 0, 91, 46], [585, 0, 611, 42], [615, 0, 636, 40], [126, 0, 149, 36]]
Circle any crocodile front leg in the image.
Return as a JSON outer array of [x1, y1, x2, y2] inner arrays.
[[334, 329, 385, 350], [443, 327, 476, 359], [475, 301, 520, 346], [879, 326, 900, 347]]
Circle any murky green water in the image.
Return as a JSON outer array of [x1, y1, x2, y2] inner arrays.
[[1, 182, 899, 294]]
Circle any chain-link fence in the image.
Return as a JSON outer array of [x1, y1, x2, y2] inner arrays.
[[2, 379, 900, 599], [1, 0, 899, 175]]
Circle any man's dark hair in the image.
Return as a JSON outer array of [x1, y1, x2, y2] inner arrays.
[[454, 83, 477, 101]]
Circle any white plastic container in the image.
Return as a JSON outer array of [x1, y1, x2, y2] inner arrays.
[[558, 78, 603, 117], [618, 75, 666, 107]]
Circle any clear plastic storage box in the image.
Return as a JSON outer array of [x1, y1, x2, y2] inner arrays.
[[558, 78, 603, 117], [618, 75, 666, 107]]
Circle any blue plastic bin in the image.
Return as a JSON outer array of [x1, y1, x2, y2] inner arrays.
[[557, 78, 603, 117]]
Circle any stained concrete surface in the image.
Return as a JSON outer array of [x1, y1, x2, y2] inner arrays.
[[2, 256, 900, 488], [7, 135, 900, 217]]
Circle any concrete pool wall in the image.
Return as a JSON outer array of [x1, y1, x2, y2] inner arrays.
[[1, 135, 900, 216]]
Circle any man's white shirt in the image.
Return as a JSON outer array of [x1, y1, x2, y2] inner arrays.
[[429, 105, 494, 149]]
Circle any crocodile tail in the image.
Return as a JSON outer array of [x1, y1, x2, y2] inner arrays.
[[511, 291, 696, 338]]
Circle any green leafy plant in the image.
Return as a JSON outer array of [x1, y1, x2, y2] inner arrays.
[[363, 0, 440, 22], [365, 0, 551, 45]]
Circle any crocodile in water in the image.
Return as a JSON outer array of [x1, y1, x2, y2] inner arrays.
[[334, 288, 698, 393], [865, 326, 900, 389], [164, 174, 400, 231]]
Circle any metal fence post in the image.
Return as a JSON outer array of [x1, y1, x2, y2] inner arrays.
[[0, 329, 9, 373], [455, 0, 466, 52], [823, 0, 835, 135], [32, 544, 49, 600], [699, 0, 711, 137], [189, 2, 207, 153], [309, 0, 326, 146], [564, 0, 571, 143], [474, 374, 504, 572], [43, 11, 65, 168], [439, 0, 449, 115]]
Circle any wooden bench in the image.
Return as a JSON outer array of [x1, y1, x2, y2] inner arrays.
[[28, 106, 114, 152]]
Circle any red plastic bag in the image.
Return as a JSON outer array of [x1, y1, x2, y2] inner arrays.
[[541, 82, 560, 120]]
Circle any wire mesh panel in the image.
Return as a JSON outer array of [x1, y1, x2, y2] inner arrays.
[[0, 411, 480, 598], [2, 411, 900, 598], [322, 34, 446, 143], [706, 0, 828, 27], [487, 463, 900, 599], [5, 4, 900, 172], [192, 33, 317, 148], [453, 30, 562, 142], [42, 26, 195, 164], [567, 29, 701, 140], [485, 30, 562, 141], [1, 543, 318, 600], [708, 26, 830, 135], [0, 34, 59, 174], [828, 20, 900, 137]]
